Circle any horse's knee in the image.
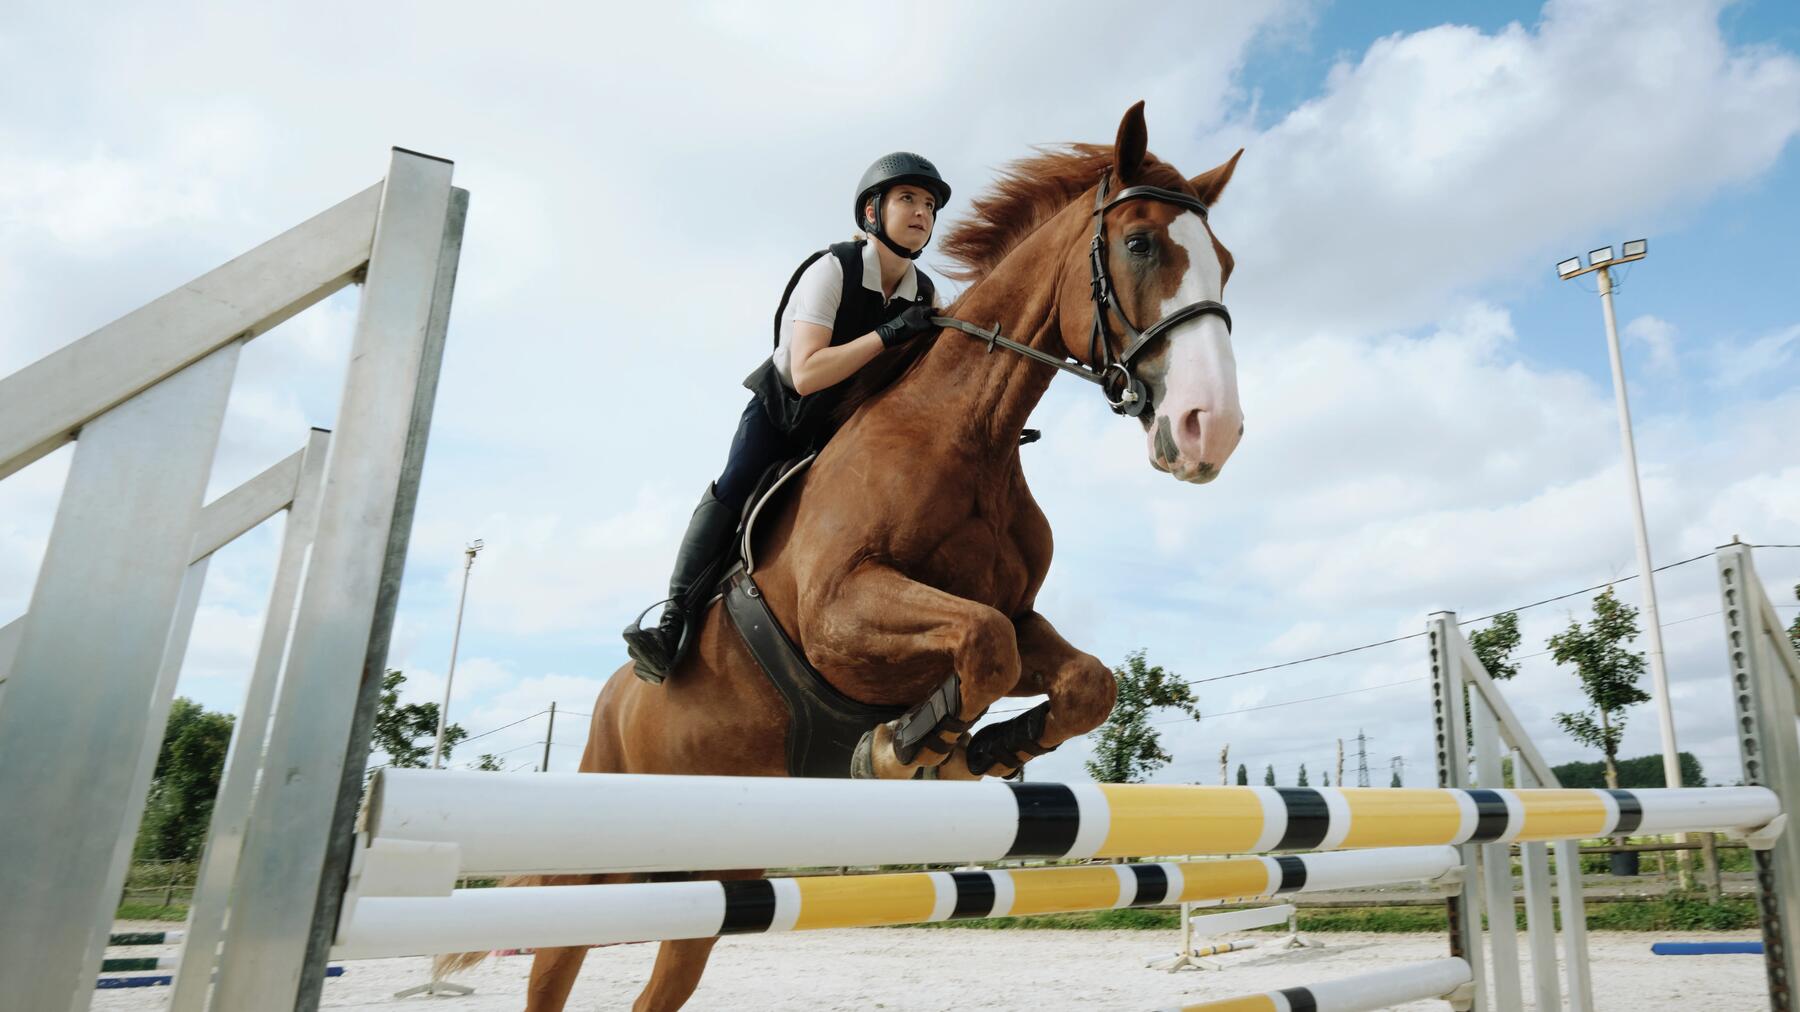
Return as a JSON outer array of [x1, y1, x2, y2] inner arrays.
[[956, 608, 1022, 699], [1052, 655, 1117, 735]]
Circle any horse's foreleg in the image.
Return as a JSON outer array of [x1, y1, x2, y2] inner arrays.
[[966, 611, 1117, 777], [801, 563, 1021, 779], [524, 943, 589, 1011], [632, 938, 724, 1012], [630, 868, 761, 1012]]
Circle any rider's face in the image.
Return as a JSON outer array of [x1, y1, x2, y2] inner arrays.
[[872, 185, 936, 252]]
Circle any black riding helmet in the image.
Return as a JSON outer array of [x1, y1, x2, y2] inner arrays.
[[854, 152, 952, 261]]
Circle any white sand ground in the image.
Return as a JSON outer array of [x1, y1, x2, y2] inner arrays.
[[96, 922, 1765, 1010]]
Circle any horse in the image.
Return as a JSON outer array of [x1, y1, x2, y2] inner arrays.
[[440, 101, 1244, 1011]]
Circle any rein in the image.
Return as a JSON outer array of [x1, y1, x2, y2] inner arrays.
[[932, 170, 1232, 418]]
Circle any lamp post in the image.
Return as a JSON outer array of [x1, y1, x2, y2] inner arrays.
[[1556, 241, 1694, 885], [430, 538, 484, 770]]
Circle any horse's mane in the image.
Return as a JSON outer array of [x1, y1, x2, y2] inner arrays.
[[826, 143, 1192, 430]]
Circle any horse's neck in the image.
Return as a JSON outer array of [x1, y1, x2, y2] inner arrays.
[[893, 224, 1082, 450]]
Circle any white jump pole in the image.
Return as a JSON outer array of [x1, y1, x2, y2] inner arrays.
[[1185, 903, 1296, 935], [336, 848, 1459, 960], [1161, 958, 1472, 1012], [364, 769, 1781, 875]]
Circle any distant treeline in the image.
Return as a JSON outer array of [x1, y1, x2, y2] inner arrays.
[[1550, 751, 1708, 789]]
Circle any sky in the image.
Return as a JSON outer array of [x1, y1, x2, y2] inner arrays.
[[2, 0, 1797, 789]]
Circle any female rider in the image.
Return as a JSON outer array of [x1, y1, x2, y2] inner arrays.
[[622, 153, 952, 683]]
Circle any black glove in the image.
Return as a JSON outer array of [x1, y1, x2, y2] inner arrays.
[[876, 303, 937, 348]]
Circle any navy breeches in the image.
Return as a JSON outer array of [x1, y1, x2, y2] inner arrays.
[[714, 397, 802, 513]]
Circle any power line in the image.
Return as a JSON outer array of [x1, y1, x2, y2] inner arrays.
[[1148, 676, 1423, 728], [999, 543, 1798, 717], [1455, 548, 1716, 625], [459, 709, 550, 745]]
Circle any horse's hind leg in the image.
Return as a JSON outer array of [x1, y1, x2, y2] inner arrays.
[[966, 610, 1118, 777]]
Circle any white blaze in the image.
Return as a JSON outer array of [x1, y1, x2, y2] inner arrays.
[[1152, 211, 1241, 481]]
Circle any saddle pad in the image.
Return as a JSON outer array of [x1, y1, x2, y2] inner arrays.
[[722, 566, 906, 778]]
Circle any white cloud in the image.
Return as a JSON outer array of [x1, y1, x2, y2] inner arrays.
[[1712, 323, 1800, 389], [1222, 0, 1800, 337], [1626, 314, 1678, 374]]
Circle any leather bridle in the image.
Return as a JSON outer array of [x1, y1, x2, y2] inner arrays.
[[932, 170, 1232, 418]]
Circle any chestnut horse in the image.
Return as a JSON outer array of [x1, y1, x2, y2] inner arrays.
[[445, 102, 1244, 1011]]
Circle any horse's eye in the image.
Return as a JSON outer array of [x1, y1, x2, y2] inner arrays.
[[1125, 234, 1152, 256]]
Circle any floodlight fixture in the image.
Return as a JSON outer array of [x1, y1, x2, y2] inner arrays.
[[1588, 246, 1614, 266], [1557, 256, 1584, 278], [1622, 238, 1648, 259]]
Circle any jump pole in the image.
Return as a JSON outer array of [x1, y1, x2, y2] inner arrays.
[[1160, 958, 1472, 1012], [1147, 902, 1311, 972], [97, 966, 344, 990], [1185, 903, 1298, 935], [107, 930, 184, 947], [336, 848, 1459, 960], [364, 769, 1780, 876]]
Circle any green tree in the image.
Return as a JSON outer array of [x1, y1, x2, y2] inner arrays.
[[1550, 588, 1651, 789], [371, 670, 467, 770], [135, 699, 235, 861], [1390, 768, 1403, 788], [1789, 584, 1799, 654], [1263, 764, 1275, 786], [1322, 770, 1331, 787], [1470, 611, 1522, 680], [475, 753, 504, 771], [1083, 650, 1200, 783], [1296, 763, 1310, 787], [1235, 763, 1248, 786], [1465, 611, 1523, 748]]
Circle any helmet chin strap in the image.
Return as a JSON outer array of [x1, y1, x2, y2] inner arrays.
[[866, 193, 926, 261]]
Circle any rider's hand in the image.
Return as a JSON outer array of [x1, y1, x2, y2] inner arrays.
[[876, 303, 937, 348]]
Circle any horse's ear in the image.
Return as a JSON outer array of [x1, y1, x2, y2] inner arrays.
[[1189, 148, 1244, 206], [1113, 101, 1148, 184]]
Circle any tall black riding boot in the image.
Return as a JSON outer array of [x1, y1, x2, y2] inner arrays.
[[622, 485, 739, 683]]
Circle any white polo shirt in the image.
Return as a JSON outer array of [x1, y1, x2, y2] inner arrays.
[[773, 239, 939, 390]]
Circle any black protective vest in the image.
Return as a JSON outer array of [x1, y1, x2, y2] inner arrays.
[[743, 240, 935, 444]]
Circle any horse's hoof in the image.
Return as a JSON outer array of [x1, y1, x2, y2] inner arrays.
[[850, 730, 878, 779], [851, 723, 943, 779], [922, 736, 981, 781]]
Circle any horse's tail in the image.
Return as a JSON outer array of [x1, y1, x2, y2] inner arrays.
[[430, 873, 545, 977]]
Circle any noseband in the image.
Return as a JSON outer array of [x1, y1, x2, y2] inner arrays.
[[933, 170, 1232, 418]]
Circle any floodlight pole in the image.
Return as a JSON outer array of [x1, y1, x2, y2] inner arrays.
[[430, 539, 484, 769], [1591, 265, 1681, 798], [1562, 244, 1692, 887]]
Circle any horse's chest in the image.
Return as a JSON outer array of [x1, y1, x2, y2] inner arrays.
[[922, 516, 1036, 612]]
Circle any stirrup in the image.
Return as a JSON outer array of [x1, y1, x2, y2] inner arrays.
[[623, 598, 679, 684]]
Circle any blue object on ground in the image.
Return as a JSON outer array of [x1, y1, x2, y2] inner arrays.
[[1650, 941, 1764, 956], [96, 965, 345, 989]]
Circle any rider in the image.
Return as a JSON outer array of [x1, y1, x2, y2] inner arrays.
[[622, 153, 953, 683]]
